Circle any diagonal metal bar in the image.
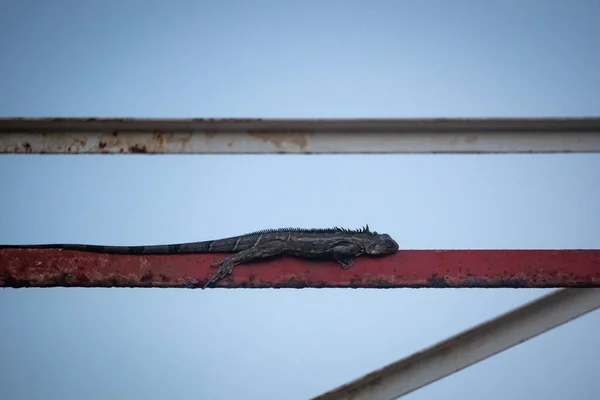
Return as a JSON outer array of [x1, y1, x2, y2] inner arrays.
[[1, 117, 600, 154], [312, 288, 600, 400]]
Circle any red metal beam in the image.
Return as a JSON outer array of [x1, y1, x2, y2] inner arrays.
[[1, 249, 599, 288]]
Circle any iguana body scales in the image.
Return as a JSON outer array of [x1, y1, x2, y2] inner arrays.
[[0, 225, 399, 288]]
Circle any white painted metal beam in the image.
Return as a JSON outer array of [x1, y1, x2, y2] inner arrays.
[[311, 288, 600, 400], [1, 118, 600, 153]]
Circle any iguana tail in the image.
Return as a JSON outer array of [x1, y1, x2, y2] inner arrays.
[[0, 241, 224, 254]]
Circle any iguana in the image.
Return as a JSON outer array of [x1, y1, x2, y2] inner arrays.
[[0, 225, 399, 288]]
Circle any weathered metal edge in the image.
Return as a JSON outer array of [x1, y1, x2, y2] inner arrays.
[[2, 117, 600, 132]]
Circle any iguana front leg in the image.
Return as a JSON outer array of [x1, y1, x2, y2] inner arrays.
[[203, 240, 288, 288], [332, 243, 362, 270]]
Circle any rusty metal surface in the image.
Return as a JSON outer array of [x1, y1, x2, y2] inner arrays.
[[1, 249, 599, 288], [1, 117, 600, 154]]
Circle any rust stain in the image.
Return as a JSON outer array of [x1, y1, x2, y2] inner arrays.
[[427, 273, 449, 287], [192, 118, 263, 123], [247, 131, 312, 150], [97, 134, 125, 152], [128, 144, 148, 153], [92, 132, 193, 153], [204, 130, 219, 139], [153, 132, 193, 150]]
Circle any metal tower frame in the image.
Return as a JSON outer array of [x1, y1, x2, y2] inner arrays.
[[2, 117, 600, 400]]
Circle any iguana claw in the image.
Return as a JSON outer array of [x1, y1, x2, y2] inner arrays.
[[203, 260, 234, 288]]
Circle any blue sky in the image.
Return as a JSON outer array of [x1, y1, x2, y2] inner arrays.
[[1, 1, 600, 399]]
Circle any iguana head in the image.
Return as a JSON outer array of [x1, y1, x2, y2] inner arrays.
[[366, 233, 399, 255]]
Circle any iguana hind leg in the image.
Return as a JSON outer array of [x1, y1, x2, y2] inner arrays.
[[203, 240, 288, 288]]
